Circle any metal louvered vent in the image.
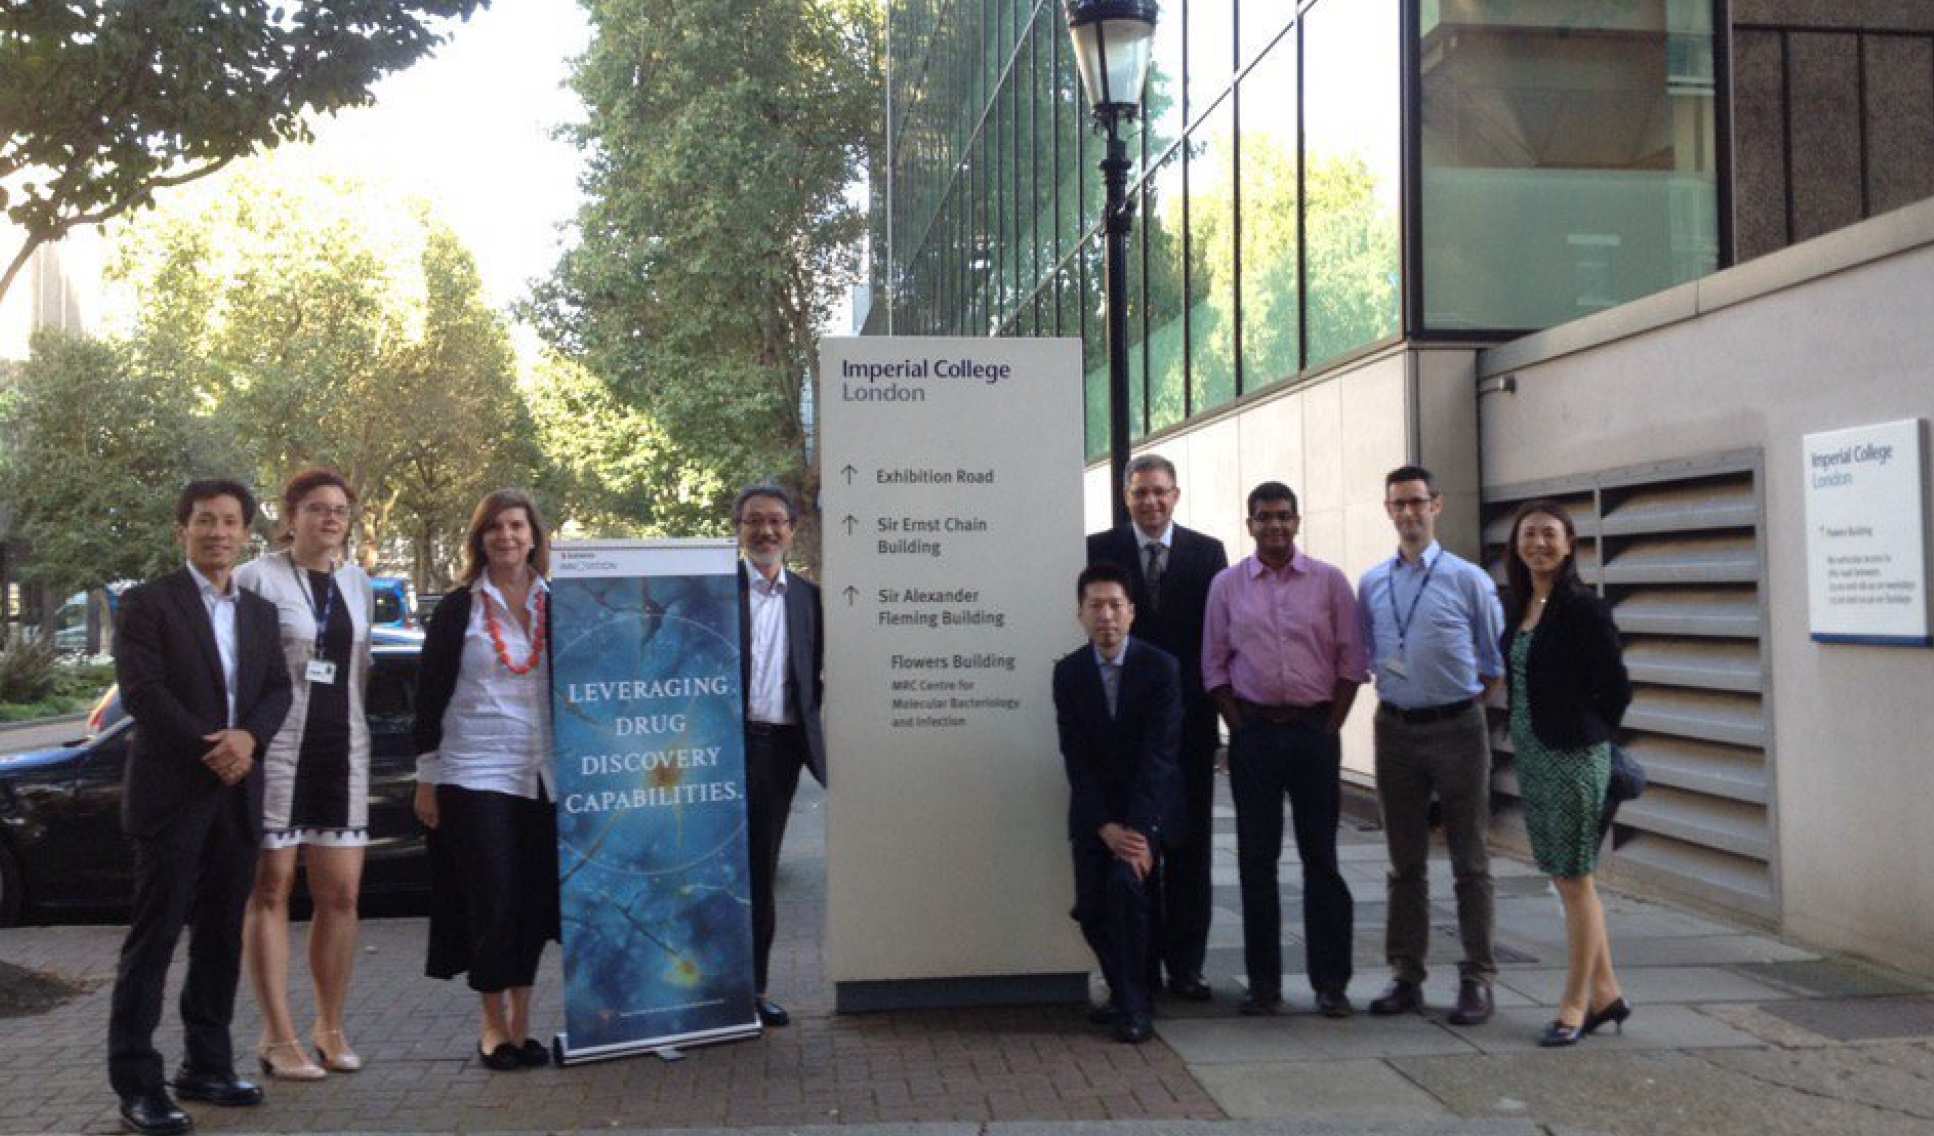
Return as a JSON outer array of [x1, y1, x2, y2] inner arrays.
[[1483, 451, 1777, 924]]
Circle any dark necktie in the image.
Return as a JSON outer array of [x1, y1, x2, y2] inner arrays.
[[1144, 542, 1166, 613]]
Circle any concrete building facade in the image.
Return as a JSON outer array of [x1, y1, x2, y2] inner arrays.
[[866, 1, 1934, 975]]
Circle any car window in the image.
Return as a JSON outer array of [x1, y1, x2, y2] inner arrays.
[[367, 657, 417, 727], [372, 590, 404, 624]]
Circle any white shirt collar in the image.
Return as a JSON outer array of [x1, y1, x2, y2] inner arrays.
[[748, 564, 789, 595], [1394, 540, 1443, 569], [473, 571, 548, 612], [1092, 639, 1130, 668], [1135, 522, 1174, 550], [185, 561, 236, 601]]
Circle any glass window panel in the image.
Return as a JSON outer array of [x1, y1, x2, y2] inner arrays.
[[1189, 0, 1237, 116], [1238, 31, 1300, 390], [994, 80, 1011, 321], [1079, 81, 1103, 236], [1056, 27, 1084, 259], [1303, 1, 1401, 366], [1187, 101, 1237, 412], [1014, 43, 1034, 311], [1035, 13, 1057, 282], [1057, 252, 1081, 339], [1082, 235, 1108, 461], [1240, 0, 1292, 69], [1144, 152, 1186, 433], [1142, 5, 1185, 173], [1419, 0, 1719, 330]]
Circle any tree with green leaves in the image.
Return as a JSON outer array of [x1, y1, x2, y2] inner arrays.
[[0, 0, 488, 305], [532, 0, 881, 557], [0, 327, 245, 599], [106, 162, 541, 589]]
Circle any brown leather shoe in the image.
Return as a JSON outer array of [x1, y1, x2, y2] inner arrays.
[[1446, 979, 1494, 1026], [1368, 979, 1423, 1015]]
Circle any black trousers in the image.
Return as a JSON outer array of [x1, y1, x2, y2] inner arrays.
[[1150, 710, 1218, 984], [1071, 836, 1155, 1017], [745, 724, 807, 994], [107, 787, 258, 1097], [433, 785, 559, 993], [1227, 720, 1354, 997]]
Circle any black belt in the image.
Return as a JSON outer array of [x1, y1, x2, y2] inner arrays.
[[1237, 699, 1332, 726], [745, 721, 802, 737], [1378, 698, 1477, 724]]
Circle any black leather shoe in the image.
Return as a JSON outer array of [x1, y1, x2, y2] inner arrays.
[[1368, 979, 1424, 1016], [518, 1038, 551, 1067], [1087, 1003, 1121, 1026], [1314, 988, 1354, 1019], [1112, 1014, 1153, 1044], [1582, 997, 1631, 1036], [1447, 979, 1495, 1026], [119, 1090, 191, 1135], [1167, 974, 1213, 1001], [755, 996, 790, 1027], [477, 1041, 523, 1071], [1238, 992, 1283, 1016], [169, 1070, 262, 1107], [1539, 1019, 1583, 1047]]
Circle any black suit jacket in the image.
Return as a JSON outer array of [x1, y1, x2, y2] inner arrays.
[[1501, 584, 1633, 750], [1086, 523, 1227, 746], [737, 562, 826, 786], [113, 568, 292, 838], [1052, 637, 1182, 844]]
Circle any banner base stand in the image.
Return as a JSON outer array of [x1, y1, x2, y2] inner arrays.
[[552, 1020, 762, 1067], [836, 972, 1088, 1013]]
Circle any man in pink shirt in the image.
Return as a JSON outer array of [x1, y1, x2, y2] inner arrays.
[[1203, 481, 1368, 1018]]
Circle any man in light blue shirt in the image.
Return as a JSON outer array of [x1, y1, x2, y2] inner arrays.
[[1358, 465, 1506, 1026]]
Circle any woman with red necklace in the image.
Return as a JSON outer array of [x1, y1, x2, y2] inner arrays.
[[411, 489, 559, 1071]]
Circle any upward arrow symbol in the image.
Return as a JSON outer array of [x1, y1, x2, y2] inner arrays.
[[843, 515, 859, 536], [842, 585, 859, 606], [841, 464, 858, 485]]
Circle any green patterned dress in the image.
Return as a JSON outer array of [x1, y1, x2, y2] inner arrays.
[[1509, 629, 1612, 877]]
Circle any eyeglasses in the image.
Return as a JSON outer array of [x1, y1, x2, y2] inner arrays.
[[738, 515, 793, 531], [299, 504, 352, 520], [1249, 511, 1298, 525], [1386, 496, 1436, 512]]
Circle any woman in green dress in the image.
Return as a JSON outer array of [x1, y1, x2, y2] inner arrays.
[[1500, 500, 1633, 1047]]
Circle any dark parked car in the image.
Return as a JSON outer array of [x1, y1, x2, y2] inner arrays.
[[0, 641, 427, 926]]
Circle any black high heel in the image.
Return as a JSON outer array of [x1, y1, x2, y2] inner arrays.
[[1539, 1019, 1583, 1047], [1582, 997, 1631, 1036]]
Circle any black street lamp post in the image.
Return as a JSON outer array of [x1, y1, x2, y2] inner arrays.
[[1063, 0, 1158, 529]]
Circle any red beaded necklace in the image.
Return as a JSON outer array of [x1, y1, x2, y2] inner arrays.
[[483, 587, 546, 675]]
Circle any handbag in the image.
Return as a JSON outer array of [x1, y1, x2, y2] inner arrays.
[[1606, 742, 1647, 803]]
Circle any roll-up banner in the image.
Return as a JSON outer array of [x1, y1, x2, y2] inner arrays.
[[548, 538, 759, 1064]]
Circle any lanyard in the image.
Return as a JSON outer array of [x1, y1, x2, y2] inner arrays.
[[289, 555, 336, 649], [1384, 548, 1440, 657]]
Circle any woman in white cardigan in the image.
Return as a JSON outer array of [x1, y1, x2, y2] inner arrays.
[[234, 468, 374, 1080]]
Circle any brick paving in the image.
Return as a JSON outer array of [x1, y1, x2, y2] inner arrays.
[[0, 779, 1223, 1133]]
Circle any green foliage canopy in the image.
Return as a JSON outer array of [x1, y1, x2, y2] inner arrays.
[[531, 0, 881, 539], [0, 0, 488, 305]]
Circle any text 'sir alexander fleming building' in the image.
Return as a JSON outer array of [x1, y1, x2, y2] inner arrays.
[[861, 1, 1934, 976]]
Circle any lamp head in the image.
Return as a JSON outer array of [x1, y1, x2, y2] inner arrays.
[[1063, 0, 1159, 122]]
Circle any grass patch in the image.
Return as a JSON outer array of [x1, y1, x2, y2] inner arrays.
[[0, 660, 113, 722]]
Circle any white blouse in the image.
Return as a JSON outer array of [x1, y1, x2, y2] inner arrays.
[[415, 575, 553, 800]]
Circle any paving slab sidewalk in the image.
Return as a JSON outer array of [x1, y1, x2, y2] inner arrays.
[[3, 778, 1932, 1136]]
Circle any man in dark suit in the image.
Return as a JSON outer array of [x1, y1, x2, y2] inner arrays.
[[1053, 562, 1182, 1043], [1085, 453, 1228, 1001], [108, 480, 293, 1135], [733, 482, 825, 1030]]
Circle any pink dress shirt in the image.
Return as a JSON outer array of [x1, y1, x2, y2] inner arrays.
[[1202, 549, 1368, 706]]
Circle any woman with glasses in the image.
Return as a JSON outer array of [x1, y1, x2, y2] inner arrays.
[[234, 468, 375, 1079]]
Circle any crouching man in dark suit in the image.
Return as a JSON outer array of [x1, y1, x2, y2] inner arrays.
[[1052, 563, 1181, 1043], [108, 480, 292, 1135]]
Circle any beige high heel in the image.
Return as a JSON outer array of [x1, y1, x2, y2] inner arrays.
[[313, 1027, 363, 1073], [258, 1039, 327, 1081]]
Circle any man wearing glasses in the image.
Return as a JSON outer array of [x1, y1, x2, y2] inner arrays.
[[734, 483, 826, 1030], [1202, 482, 1366, 1019], [1359, 466, 1505, 1026]]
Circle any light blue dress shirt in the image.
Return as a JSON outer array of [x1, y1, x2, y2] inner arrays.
[[1356, 542, 1505, 709]]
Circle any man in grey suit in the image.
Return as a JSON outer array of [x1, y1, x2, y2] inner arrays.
[[734, 482, 825, 1030]]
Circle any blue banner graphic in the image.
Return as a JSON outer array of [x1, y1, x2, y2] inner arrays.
[[548, 542, 758, 1062]]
